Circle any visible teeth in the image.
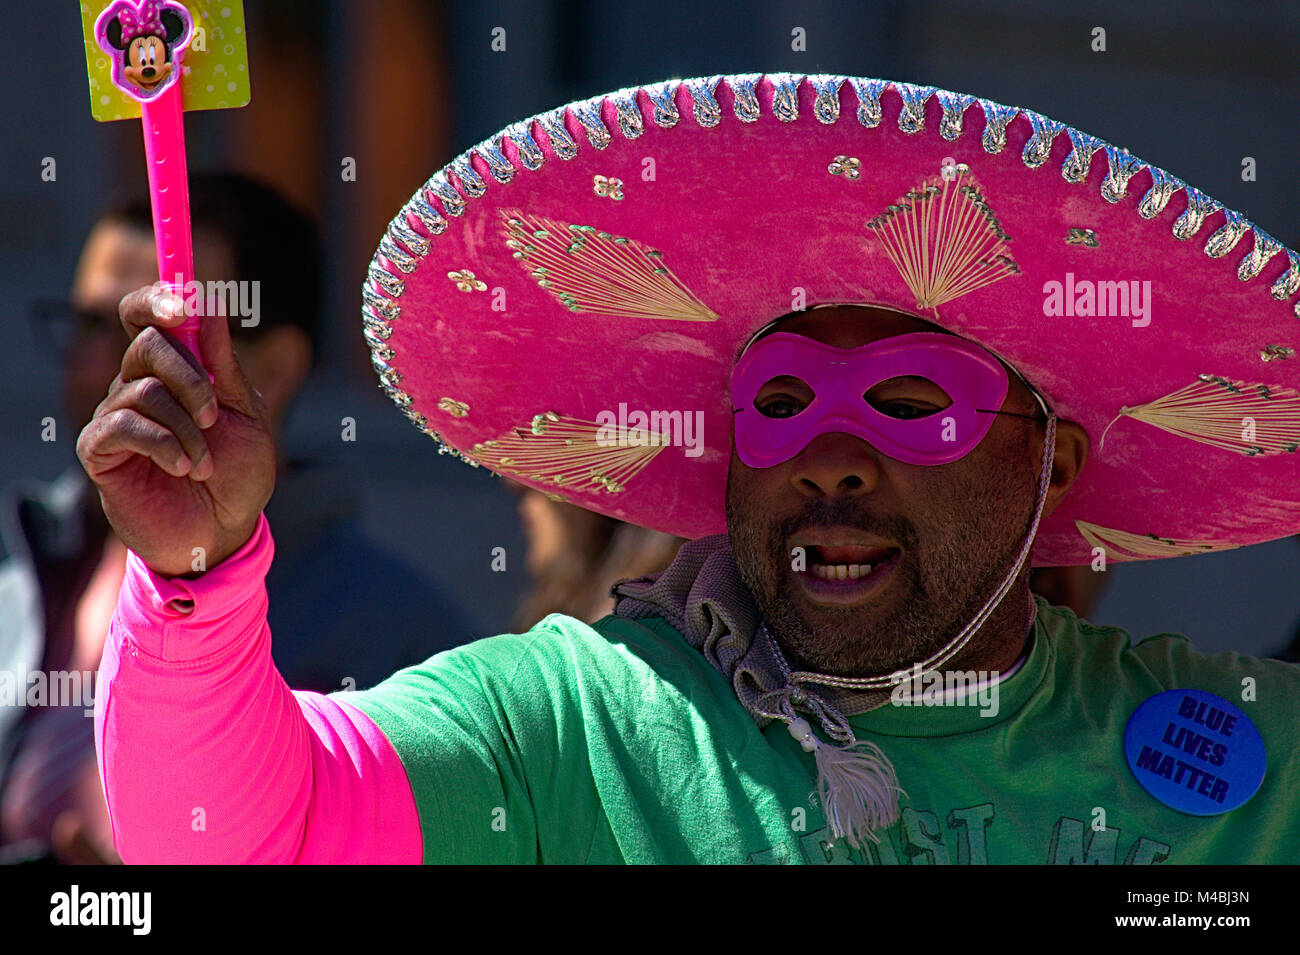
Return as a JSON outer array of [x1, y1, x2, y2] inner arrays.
[[811, 563, 873, 580]]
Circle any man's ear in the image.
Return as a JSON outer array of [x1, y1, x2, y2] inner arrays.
[[1040, 418, 1088, 519]]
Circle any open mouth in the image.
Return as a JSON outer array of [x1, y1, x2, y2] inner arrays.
[[806, 540, 899, 579], [789, 532, 903, 606], [806, 544, 897, 580]]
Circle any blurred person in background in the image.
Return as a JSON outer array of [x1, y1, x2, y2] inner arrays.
[[0, 173, 474, 864], [510, 481, 687, 631], [1029, 565, 1110, 622]]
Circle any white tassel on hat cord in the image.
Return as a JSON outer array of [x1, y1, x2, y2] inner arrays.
[[784, 710, 905, 849]]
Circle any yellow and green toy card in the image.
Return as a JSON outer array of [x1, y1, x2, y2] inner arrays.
[[80, 0, 250, 121]]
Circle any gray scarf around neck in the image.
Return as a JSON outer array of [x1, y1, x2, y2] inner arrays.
[[610, 533, 894, 731]]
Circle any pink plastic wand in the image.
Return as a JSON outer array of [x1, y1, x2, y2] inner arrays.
[[141, 81, 201, 364], [93, 0, 203, 369]]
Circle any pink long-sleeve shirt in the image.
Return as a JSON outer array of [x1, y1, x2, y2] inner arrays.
[[96, 512, 424, 863]]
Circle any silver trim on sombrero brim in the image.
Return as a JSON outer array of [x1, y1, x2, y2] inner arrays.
[[361, 73, 1300, 467]]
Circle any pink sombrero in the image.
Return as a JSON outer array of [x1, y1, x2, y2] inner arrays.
[[361, 73, 1300, 567]]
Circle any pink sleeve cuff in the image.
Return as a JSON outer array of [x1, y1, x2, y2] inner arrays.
[[115, 512, 274, 662]]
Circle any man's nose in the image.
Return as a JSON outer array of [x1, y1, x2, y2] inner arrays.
[[788, 430, 883, 498]]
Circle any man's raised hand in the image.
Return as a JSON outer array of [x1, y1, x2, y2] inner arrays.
[[76, 283, 277, 578]]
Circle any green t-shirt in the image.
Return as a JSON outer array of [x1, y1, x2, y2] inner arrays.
[[339, 595, 1300, 864]]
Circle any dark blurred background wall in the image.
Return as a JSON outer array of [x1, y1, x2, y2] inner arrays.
[[2, 0, 1297, 651]]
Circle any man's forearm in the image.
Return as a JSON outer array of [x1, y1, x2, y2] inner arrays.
[[96, 512, 422, 863]]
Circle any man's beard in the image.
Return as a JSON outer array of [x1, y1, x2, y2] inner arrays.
[[725, 463, 1035, 678]]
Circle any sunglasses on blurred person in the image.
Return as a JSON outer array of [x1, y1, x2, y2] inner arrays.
[[28, 299, 128, 361], [28, 298, 259, 364]]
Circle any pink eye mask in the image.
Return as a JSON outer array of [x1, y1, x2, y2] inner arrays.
[[731, 331, 1012, 468]]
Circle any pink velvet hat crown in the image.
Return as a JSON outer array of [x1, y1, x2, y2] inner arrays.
[[362, 73, 1300, 567]]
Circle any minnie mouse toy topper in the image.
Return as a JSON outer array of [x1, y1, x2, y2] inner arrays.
[[95, 0, 195, 103]]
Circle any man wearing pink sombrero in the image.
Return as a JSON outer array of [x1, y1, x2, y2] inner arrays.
[[80, 75, 1299, 863]]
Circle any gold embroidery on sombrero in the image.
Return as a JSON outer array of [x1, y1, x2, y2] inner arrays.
[[592, 175, 624, 200], [470, 411, 668, 493], [1098, 374, 1300, 456], [865, 168, 1020, 312], [1065, 227, 1098, 247], [1074, 521, 1240, 560], [500, 209, 719, 322], [437, 397, 470, 417], [448, 269, 487, 292], [828, 155, 861, 180], [1259, 344, 1294, 362]]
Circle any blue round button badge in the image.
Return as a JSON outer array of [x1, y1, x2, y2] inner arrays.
[[1124, 689, 1265, 815]]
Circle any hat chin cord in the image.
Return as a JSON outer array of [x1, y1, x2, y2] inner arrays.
[[754, 400, 1058, 850]]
